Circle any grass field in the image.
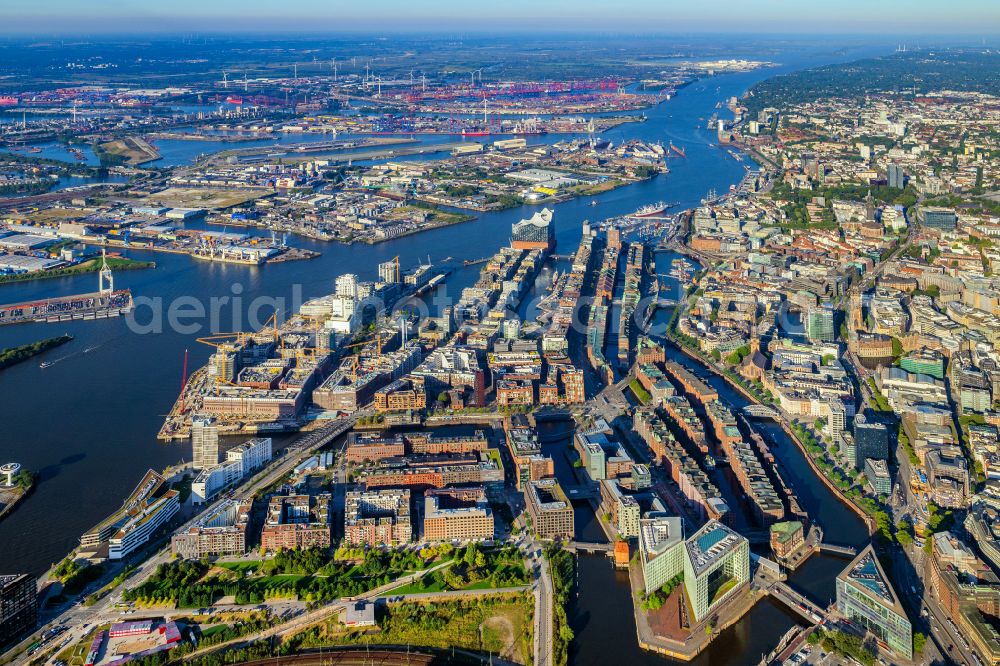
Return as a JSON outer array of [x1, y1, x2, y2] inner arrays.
[[288, 594, 534, 665], [145, 187, 269, 210], [216, 561, 261, 573]]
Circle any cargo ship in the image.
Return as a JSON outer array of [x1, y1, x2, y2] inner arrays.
[[460, 129, 491, 137]]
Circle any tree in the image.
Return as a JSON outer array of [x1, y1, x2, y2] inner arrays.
[[896, 520, 913, 547], [913, 632, 927, 656]]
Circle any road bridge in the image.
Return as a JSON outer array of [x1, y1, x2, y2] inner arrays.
[[768, 581, 826, 625], [565, 541, 614, 554]]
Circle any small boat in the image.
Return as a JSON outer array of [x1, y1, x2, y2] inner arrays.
[[39, 361, 54, 369], [590, 200, 599, 206]]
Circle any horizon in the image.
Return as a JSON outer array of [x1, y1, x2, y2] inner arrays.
[[2, 0, 1000, 36]]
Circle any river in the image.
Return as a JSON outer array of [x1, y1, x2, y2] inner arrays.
[[0, 37, 890, 664]]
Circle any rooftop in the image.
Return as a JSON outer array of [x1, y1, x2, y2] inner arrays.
[[838, 544, 906, 616], [639, 515, 684, 558], [684, 520, 747, 577]]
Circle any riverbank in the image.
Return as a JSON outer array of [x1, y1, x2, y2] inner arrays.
[[0, 334, 73, 371], [0, 256, 154, 286], [0, 484, 32, 522], [0, 468, 34, 522]]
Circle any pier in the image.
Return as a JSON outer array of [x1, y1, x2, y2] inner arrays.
[[0, 290, 132, 326]]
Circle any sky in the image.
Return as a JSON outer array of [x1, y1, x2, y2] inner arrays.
[[1, 0, 998, 35]]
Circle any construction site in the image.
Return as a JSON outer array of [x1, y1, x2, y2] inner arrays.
[[158, 256, 419, 440]]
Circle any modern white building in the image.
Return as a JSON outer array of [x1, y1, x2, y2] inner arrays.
[[683, 520, 750, 621], [191, 438, 272, 504], [639, 515, 685, 595], [108, 491, 180, 559]]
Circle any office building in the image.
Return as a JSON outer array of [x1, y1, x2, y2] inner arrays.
[[335, 273, 359, 298], [191, 415, 220, 470], [926, 450, 971, 508], [81, 470, 180, 560], [865, 458, 892, 496], [853, 413, 889, 470], [378, 259, 400, 284], [227, 437, 272, 473], [422, 487, 494, 542], [0, 574, 36, 646], [191, 459, 243, 505], [917, 206, 957, 231], [261, 494, 332, 551], [900, 348, 945, 380], [171, 499, 252, 559], [511, 208, 555, 251], [683, 520, 750, 622], [575, 431, 607, 481], [344, 489, 412, 547], [887, 164, 905, 190], [835, 545, 912, 659], [525, 479, 574, 540], [806, 306, 835, 343], [192, 437, 272, 504], [639, 516, 685, 595], [600, 479, 641, 538]]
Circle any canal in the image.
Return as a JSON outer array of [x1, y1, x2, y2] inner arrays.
[[0, 37, 889, 665]]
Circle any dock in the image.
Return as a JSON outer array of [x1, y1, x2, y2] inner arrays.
[[0, 289, 132, 326]]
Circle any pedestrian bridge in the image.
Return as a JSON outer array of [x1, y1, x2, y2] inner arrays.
[[817, 542, 857, 557], [742, 405, 780, 420], [808, 526, 857, 558]]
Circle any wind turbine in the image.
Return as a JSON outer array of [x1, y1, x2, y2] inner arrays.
[[222, 71, 228, 89]]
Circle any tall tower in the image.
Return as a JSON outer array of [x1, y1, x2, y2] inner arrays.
[[191, 415, 220, 470], [98, 248, 114, 294]]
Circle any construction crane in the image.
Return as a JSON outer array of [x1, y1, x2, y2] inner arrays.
[[196, 332, 248, 349], [296, 347, 319, 361]]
